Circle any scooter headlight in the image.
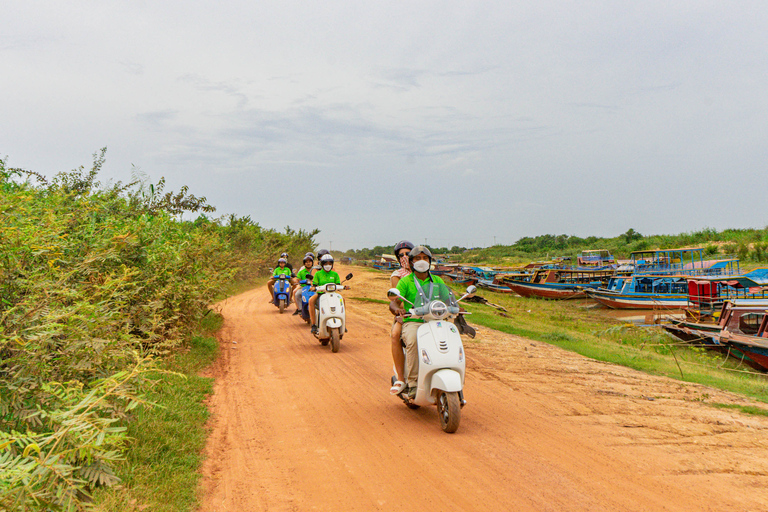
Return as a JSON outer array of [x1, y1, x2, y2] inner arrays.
[[326, 284, 337, 292], [429, 300, 448, 319]]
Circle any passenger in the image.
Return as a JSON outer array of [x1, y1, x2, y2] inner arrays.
[[389, 245, 444, 398], [388, 240, 414, 394], [293, 253, 315, 315]]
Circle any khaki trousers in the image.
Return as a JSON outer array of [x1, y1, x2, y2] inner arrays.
[[402, 321, 421, 387]]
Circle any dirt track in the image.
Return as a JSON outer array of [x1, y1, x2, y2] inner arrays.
[[198, 266, 768, 511]]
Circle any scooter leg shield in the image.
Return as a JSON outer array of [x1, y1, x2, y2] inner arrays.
[[429, 369, 463, 393]]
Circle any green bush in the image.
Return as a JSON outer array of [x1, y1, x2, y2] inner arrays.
[[0, 152, 318, 510]]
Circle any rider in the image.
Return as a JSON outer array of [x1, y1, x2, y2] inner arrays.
[[267, 252, 296, 303], [268, 257, 293, 304], [293, 253, 315, 315], [309, 253, 348, 334], [389, 240, 414, 394], [389, 245, 445, 397]]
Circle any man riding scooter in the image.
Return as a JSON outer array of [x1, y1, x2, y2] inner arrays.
[[309, 254, 348, 334], [269, 257, 293, 307], [267, 253, 296, 303], [388, 245, 445, 397]]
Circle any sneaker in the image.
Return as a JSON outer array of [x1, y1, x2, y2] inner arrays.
[[292, 309, 300, 316], [311, 325, 318, 334]]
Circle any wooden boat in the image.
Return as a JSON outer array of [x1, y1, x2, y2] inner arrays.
[[577, 249, 615, 267], [663, 300, 768, 370], [586, 275, 691, 309], [684, 268, 768, 318], [501, 267, 615, 300], [586, 248, 741, 310], [718, 303, 768, 371]]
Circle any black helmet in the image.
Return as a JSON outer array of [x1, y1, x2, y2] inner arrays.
[[394, 240, 414, 257], [316, 249, 330, 259], [303, 252, 315, 263], [280, 252, 288, 259], [408, 245, 433, 267]]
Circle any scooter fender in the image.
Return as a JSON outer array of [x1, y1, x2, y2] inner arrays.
[[429, 369, 463, 393], [326, 317, 342, 329]]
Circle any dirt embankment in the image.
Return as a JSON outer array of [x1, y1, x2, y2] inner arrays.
[[197, 266, 768, 511]]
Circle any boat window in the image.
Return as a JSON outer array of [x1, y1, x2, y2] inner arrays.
[[738, 313, 764, 335]]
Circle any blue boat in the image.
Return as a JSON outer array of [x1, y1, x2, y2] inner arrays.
[[586, 248, 741, 309]]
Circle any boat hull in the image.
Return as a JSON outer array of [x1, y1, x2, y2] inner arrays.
[[587, 289, 689, 309], [505, 281, 586, 300]]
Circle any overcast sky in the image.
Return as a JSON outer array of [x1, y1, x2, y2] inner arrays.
[[3, 1, 767, 250]]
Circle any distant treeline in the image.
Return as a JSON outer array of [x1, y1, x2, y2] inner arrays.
[[0, 150, 316, 510], [341, 227, 768, 264]]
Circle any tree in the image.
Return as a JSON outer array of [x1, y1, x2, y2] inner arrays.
[[623, 228, 643, 243]]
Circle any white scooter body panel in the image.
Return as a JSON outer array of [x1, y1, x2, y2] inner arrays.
[[317, 291, 345, 339], [406, 320, 465, 407]]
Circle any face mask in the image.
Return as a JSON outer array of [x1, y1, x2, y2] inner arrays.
[[413, 260, 430, 273], [323, 264, 333, 271], [399, 255, 410, 270]]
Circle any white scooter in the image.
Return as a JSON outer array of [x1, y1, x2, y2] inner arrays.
[[313, 273, 353, 353], [387, 283, 476, 433]]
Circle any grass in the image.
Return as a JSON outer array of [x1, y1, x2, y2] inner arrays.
[[92, 312, 222, 512], [350, 296, 390, 304], [709, 402, 768, 417], [454, 286, 768, 407]]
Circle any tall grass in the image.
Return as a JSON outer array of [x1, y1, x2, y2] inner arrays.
[[0, 152, 316, 511]]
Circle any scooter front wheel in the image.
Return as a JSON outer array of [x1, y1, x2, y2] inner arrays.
[[278, 299, 285, 313], [330, 327, 340, 353], [436, 391, 461, 433]]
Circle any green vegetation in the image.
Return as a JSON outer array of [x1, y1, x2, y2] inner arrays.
[[343, 227, 768, 266], [453, 288, 768, 406], [0, 152, 316, 511], [92, 313, 223, 511], [456, 227, 768, 265]]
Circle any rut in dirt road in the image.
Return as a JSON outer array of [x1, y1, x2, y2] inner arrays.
[[197, 266, 768, 512]]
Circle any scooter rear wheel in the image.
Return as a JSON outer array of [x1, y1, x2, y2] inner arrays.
[[436, 391, 461, 433], [330, 327, 340, 353]]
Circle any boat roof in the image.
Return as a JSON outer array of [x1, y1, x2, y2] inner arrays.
[[630, 247, 705, 257]]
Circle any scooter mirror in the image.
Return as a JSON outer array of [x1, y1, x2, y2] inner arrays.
[[387, 288, 401, 299], [466, 285, 477, 296], [345, 273, 353, 280]]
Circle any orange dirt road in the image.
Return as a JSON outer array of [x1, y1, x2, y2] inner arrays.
[[198, 266, 768, 511]]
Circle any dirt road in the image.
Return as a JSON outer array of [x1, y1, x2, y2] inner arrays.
[[198, 266, 768, 511]]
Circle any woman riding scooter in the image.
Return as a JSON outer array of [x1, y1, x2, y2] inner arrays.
[[309, 254, 348, 334], [293, 253, 315, 315], [389, 240, 414, 394]]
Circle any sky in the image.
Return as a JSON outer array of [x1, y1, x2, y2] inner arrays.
[[3, 1, 767, 251]]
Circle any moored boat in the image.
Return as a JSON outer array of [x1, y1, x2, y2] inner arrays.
[[502, 267, 615, 300]]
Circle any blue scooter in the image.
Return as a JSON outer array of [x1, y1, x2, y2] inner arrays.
[[273, 274, 292, 313], [298, 275, 315, 324]]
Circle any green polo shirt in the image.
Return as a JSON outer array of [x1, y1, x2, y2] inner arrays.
[[297, 266, 313, 281], [273, 266, 291, 277], [312, 269, 340, 292], [396, 273, 446, 323]]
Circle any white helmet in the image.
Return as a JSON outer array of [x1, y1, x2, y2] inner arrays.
[[320, 254, 334, 269]]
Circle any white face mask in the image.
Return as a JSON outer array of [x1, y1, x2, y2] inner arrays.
[[323, 264, 333, 271], [413, 260, 430, 273]]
